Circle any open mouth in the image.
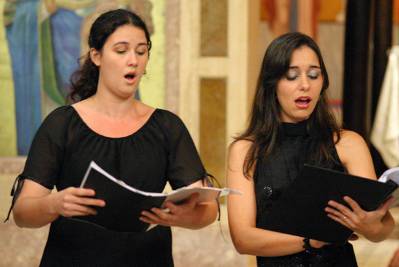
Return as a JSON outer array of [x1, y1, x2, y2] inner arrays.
[[295, 96, 311, 105], [295, 96, 312, 108], [124, 73, 136, 82]]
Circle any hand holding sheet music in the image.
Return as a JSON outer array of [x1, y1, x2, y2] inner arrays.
[[140, 191, 206, 230], [74, 161, 241, 232], [262, 164, 399, 243]]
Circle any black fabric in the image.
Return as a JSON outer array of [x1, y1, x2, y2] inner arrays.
[[12, 106, 206, 267], [343, 0, 372, 136], [254, 121, 358, 267]]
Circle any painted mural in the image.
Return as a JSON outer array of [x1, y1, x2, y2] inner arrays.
[[0, 0, 164, 156]]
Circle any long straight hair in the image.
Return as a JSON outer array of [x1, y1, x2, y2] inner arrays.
[[236, 32, 341, 178]]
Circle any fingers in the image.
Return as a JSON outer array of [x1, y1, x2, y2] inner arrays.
[[66, 187, 96, 197], [140, 208, 172, 226], [55, 187, 106, 217], [342, 196, 362, 213], [72, 195, 106, 207], [140, 193, 200, 227], [326, 211, 353, 229], [327, 195, 389, 221], [63, 188, 105, 205], [325, 200, 356, 229], [185, 193, 199, 208], [326, 197, 368, 220], [64, 187, 106, 207], [163, 201, 179, 214], [326, 200, 353, 218], [163, 192, 199, 213]]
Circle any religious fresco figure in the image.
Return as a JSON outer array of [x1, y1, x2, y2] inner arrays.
[[4, 0, 42, 155], [2, 0, 154, 155]]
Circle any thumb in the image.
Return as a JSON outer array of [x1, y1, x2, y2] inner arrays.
[[186, 193, 199, 207], [379, 196, 394, 212]]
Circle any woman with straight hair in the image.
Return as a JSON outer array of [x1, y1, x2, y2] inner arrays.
[[227, 32, 394, 266]]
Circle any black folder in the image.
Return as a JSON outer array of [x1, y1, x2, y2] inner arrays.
[[262, 164, 398, 243], [75, 167, 166, 233], [72, 161, 240, 232]]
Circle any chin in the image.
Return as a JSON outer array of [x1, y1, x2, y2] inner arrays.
[[281, 110, 313, 123], [115, 91, 135, 100], [290, 115, 311, 123]]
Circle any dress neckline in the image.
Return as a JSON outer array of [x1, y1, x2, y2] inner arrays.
[[281, 120, 309, 137], [69, 106, 158, 140]]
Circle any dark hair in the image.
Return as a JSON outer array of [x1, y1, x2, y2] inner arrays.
[[68, 9, 152, 102], [236, 32, 341, 178]]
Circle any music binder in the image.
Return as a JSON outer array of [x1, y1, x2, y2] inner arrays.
[[73, 161, 240, 232], [261, 164, 398, 243]]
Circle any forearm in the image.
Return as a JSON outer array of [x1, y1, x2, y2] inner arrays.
[[186, 201, 218, 229], [13, 194, 59, 228], [232, 227, 308, 257], [364, 212, 395, 242]]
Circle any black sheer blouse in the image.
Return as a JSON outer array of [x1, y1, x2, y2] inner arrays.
[[254, 121, 358, 267], [8, 106, 206, 267]]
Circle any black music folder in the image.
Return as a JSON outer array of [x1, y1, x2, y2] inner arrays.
[[73, 161, 240, 232], [262, 164, 398, 243]]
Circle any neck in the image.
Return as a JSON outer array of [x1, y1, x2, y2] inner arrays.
[[88, 93, 140, 119]]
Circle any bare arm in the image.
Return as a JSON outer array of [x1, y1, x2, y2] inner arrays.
[[227, 140, 325, 257], [13, 179, 105, 228], [389, 248, 399, 267], [140, 180, 219, 229], [327, 130, 395, 242]]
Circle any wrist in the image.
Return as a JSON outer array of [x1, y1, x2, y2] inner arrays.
[[46, 193, 59, 216], [363, 223, 386, 242]]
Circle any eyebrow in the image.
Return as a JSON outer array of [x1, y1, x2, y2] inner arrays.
[[288, 65, 321, 69], [112, 41, 148, 47]]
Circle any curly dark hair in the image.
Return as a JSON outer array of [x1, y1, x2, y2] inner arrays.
[[236, 32, 341, 178], [68, 9, 152, 102]]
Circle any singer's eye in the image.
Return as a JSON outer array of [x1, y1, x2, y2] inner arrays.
[[308, 69, 321, 80], [285, 70, 299, 81]]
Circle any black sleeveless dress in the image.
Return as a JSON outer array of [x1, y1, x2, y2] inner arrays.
[[254, 121, 358, 267], [7, 106, 207, 267]]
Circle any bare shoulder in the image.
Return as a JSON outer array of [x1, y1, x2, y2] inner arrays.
[[228, 139, 253, 163], [337, 129, 367, 146], [336, 129, 376, 179], [229, 139, 253, 154], [336, 129, 368, 157], [227, 139, 253, 169]]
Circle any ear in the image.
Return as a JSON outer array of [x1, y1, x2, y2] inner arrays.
[[90, 48, 101, 67]]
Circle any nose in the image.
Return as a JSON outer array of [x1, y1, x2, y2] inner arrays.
[[127, 52, 138, 68], [300, 75, 310, 91]]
